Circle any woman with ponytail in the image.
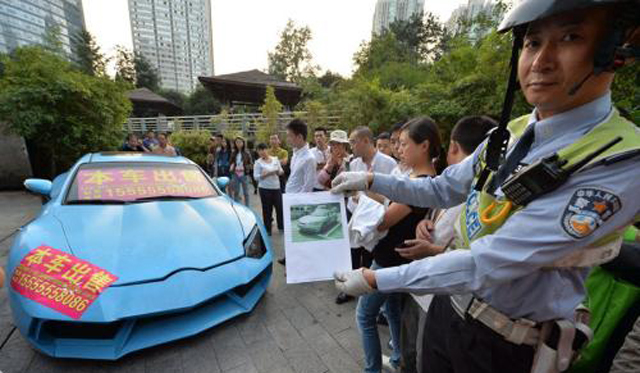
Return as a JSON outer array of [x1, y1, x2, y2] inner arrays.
[[356, 117, 443, 373]]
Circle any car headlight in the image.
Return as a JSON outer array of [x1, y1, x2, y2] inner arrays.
[[244, 226, 266, 259]]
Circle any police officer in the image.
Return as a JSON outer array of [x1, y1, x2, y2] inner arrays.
[[331, 1, 640, 372]]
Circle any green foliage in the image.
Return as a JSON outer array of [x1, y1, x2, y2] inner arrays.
[[74, 29, 108, 76], [301, 100, 328, 137], [611, 63, 640, 124], [169, 130, 210, 166], [158, 88, 187, 111], [354, 33, 416, 76], [268, 19, 318, 82], [114, 45, 135, 86], [258, 86, 283, 142], [318, 70, 344, 88], [387, 12, 445, 62], [328, 21, 533, 139], [42, 24, 64, 57], [330, 78, 424, 134], [0, 46, 131, 175], [186, 86, 221, 115], [134, 53, 159, 92], [211, 108, 230, 134]]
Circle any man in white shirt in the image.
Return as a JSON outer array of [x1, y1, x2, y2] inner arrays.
[[336, 126, 397, 304], [285, 119, 317, 194], [349, 126, 397, 176], [280, 119, 317, 265], [310, 127, 330, 191]]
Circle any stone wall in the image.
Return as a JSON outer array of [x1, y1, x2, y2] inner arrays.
[[0, 123, 32, 190]]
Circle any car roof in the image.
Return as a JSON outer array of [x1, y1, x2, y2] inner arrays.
[[85, 152, 193, 165]]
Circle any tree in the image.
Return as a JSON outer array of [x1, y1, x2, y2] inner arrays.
[[158, 88, 187, 111], [114, 45, 136, 86], [134, 53, 160, 91], [257, 86, 283, 142], [0, 46, 132, 177], [268, 19, 318, 82], [388, 12, 445, 62], [74, 29, 108, 76], [318, 70, 344, 88], [42, 23, 64, 57], [186, 86, 221, 115], [353, 32, 415, 75], [302, 100, 328, 136]]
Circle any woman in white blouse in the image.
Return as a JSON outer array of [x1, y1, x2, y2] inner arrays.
[[253, 143, 285, 236]]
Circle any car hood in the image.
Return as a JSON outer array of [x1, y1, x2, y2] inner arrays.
[[53, 197, 248, 285], [299, 215, 325, 224]]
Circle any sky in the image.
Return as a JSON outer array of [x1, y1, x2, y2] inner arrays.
[[82, 0, 468, 78]]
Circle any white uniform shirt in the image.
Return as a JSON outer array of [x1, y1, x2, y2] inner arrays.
[[286, 144, 317, 193], [310, 146, 330, 190], [253, 156, 283, 190]]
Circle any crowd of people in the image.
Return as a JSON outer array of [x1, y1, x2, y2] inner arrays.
[[198, 113, 502, 373], [117, 106, 639, 373], [97, 2, 640, 372], [121, 131, 179, 156]]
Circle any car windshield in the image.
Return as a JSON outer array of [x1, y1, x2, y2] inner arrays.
[[311, 207, 329, 216], [64, 162, 218, 204]]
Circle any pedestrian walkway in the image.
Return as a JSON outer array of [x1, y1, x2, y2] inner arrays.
[[0, 190, 390, 373]]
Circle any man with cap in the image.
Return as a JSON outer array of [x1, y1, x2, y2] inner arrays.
[[317, 130, 351, 190], [330, 1, 640, 372]]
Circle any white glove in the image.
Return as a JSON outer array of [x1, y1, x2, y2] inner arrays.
[[330, 172, 370, 194], [334, 269, 375, 296]]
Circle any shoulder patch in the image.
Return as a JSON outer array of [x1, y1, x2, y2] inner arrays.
[[561, 188, 622, 239]]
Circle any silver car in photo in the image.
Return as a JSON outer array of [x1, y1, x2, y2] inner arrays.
[[297, 205, 339, 234]]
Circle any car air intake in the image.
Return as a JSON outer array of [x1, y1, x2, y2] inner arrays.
[[41, 320, 123, 339]]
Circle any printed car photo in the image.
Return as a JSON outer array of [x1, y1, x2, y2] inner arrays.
[[6, 152, 272, 360], [296, 204, 340, 234]]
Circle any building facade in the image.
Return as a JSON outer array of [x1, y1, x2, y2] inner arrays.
[[0, 0, 85, 58], [128, 0, 214, 94], [446, 0, 497, 40], [372, 0, 424, 35]]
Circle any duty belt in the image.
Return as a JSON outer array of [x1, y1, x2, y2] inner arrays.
[[450, 294, 540, 346]]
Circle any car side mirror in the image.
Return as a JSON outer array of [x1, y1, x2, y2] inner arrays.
[[216, 176, 230, 190], [24, 179, 52, 196]]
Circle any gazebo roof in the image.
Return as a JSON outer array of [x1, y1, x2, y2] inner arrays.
[[198, 69, 303, 107], [127, 88, 182, 116]]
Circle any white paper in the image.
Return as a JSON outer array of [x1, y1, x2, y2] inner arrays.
[[283, 191, 352, 284]]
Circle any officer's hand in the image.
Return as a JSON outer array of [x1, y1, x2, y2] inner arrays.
[[331, 172, 372, 194], [416, 219, 435, 242], [0, 267, 5, 288], [395, 239, 444, 260], [334, 268, 376, 296]]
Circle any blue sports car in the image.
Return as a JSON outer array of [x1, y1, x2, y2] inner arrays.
[[6, 152, 272, 360]]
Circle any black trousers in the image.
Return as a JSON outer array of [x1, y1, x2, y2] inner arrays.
[[421, 295, 534, 373], [350, 247, 372, 270], [258, 187, 283, 234], [401, 295, 421, 373]]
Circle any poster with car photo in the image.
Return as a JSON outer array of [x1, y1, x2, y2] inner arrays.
[[283, 192, 351, 284]]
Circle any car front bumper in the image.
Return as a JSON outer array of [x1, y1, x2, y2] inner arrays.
[[297, 221, 325, 233], [9, 254, 272, 360]]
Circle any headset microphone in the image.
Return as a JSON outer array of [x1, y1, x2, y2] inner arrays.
[[568, 72, 594, 96]]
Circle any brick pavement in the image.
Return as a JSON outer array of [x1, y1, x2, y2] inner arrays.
[[0, 190, 392, 373]]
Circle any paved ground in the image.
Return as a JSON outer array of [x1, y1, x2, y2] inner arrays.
[[0, 190, 390, 373]]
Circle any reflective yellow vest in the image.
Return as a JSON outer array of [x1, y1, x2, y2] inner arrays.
[[458, 109, 640, 267]]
